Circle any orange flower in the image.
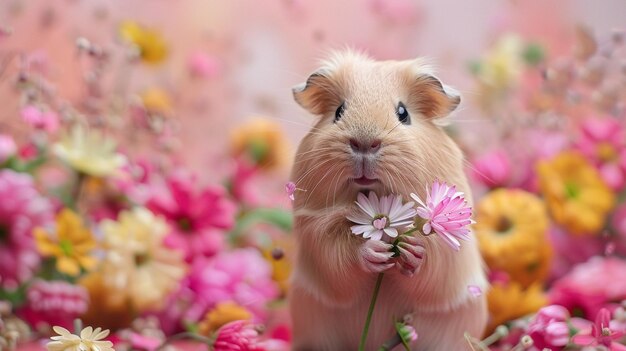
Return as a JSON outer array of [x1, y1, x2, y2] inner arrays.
[[230, 118, 289, 170], [119, 21, 167, 64]]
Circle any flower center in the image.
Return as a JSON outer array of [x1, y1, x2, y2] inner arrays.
[[178, 217, 192, 232], [495, 216, 513, 234], [596, 142, 618, 162], [249, 138, 269, 164], [372, 215, 389, 230], [601, 327, 611, 337], [134, 252, 150, 266], [59, 239, 73, 256], [564, 182, 580, 199], [0, 224, 8, 242]]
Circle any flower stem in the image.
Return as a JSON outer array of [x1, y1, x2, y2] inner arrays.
[[359, 272, 385, 351]]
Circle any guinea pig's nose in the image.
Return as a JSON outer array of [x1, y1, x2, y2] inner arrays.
[[349, 138, 382, 154]]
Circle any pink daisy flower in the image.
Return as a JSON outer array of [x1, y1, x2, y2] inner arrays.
[[348, 192, 417, 241], [0, 170, 53, 289], [410, 181, 474, 251]]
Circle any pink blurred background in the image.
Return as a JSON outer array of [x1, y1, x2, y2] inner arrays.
[[0, 0, 624, 172]]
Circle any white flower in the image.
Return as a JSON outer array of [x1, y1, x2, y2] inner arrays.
[[347, 192, 417, 241], [53, 125, 126, 177], [47, 326, 114, 351]]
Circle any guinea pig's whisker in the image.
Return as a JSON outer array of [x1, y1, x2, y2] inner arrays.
[[332, 169, 345, 208], [293, 156, 336, 185], [303, 163, 341, 209]]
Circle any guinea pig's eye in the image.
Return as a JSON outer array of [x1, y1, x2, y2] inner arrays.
[[396, 102, 410, 125], [334, 102, 346, 123]]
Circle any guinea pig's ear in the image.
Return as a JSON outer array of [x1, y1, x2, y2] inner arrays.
[[292, 68, 340, 115], [408, 74, 461, 120]]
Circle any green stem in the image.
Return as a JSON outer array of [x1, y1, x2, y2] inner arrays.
[[359, 273, 385, 351]]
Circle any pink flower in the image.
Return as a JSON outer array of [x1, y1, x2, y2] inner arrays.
[[18, 279, 89, 330], [572, 308, 626, 350], [285, 182, 296, 201], [154, 248, 278, 334], [612, 204, 626, 239], [229, 159, 260, 205], [20, 105, 60, 133], [213, 320, 263, 351], [548, 225, 605, 280], [470, 150, 511, 188], [550, 257, 626, 319], [411, 181, 474, 251], [527, 305, 571, 348], [576, 117, 626, 190], [0, 170, 53, 289], [348, 192, 417, 241], [0, 134, 17, 164], [148, 174, 236, 261], [467, 285, 482, 297], [187, 51, 221, 79]]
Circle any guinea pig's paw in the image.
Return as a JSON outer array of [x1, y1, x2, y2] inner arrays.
[[358, 240, 395, 273], [396, 235, 426, 277]]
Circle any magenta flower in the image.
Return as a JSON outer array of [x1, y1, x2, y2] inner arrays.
[[411, 181, 474, 251], [213, 320, 263, 351], [0, 134, 16, 164], [154, 248, 278, 333], [20, 105, 60, 133], [0, 170, 53, 289], [470, 150, 511, 188], [18, 279, 89, 330], [147, 173, 236, 261], [572, 308, 626, 350], [527, 305, 571, 348], [549, 257, 626, 319], [576, 117, 626, 190], [348, 192, 417, 241], [187, 51, 221, 79]]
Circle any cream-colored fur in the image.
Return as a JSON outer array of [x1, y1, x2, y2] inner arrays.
[[289, 51, 488, 351]]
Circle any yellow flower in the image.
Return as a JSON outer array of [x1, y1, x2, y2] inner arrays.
[[53, 125, 126, 177], [477, 34, 524, 90], [263, 242, 292, 295], [475, 189, 552, 287], [79, 271, 133, 330], [100, 207, 185, 311], [486, 282, 547, 334], [198, 302, 252, 336], [141, 87, 172, 116], [537, 151, 615, 235], [119, 21, 167, 64], [230, 117, 289, 170], [35, 209, 98, 276], [47, 326, 113, 351]]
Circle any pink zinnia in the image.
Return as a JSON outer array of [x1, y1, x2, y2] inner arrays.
[[0, 170, 53, 289], [410, 181, 474, 251], [470, 150, 511, 189], [572, 308, 626, 350], [147, 174, 236, 261], [549, 257, 626, 319], [154, 248, 279, 334], [18, 279, 89, 330], [576, 117, 626, 190], [213, 320, 263, 351]]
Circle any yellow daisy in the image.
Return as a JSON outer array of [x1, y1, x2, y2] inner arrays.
[[537, 151, 615, 235], [230, 117, 289, 170], [100, 207, 185, 312], [475, 189, 552, 287], [119, 21, 167, 64], [35, 209, 98, 276]]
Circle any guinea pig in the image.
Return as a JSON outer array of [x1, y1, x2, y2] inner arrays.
[[288, 50, 488, 351]]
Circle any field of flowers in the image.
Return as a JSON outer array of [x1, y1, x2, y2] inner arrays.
[[0, 1, 625, 350]]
